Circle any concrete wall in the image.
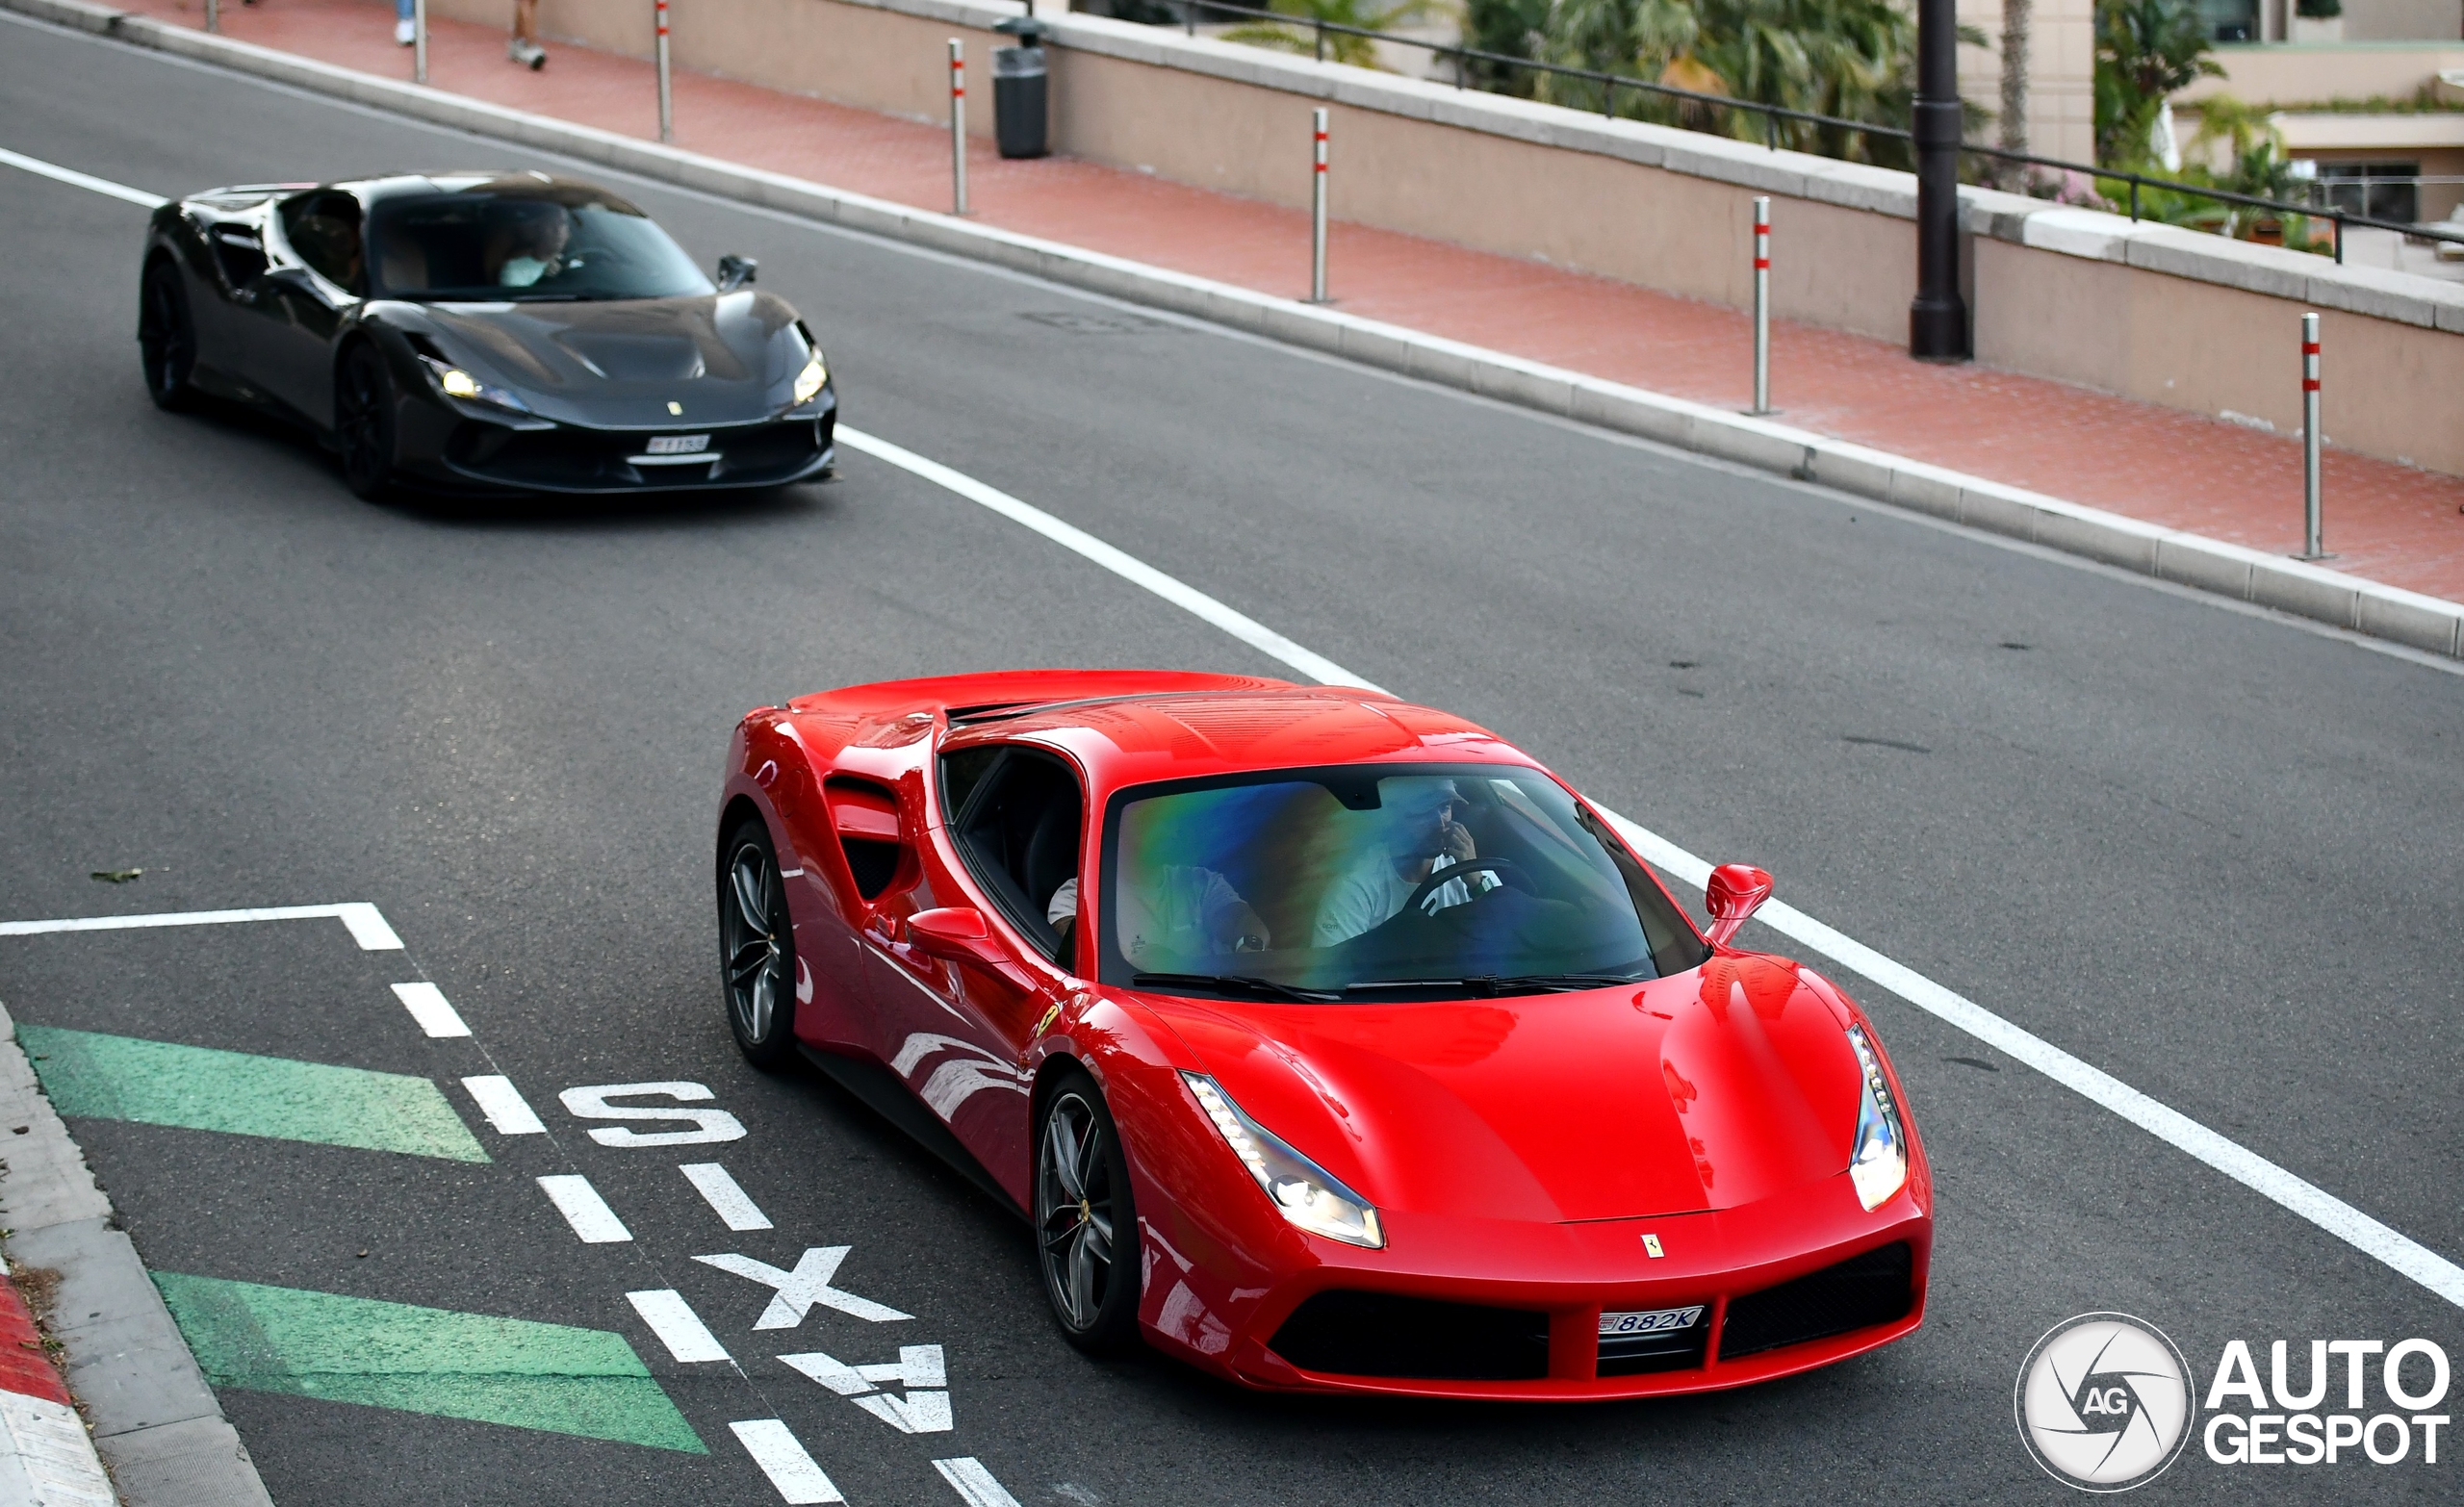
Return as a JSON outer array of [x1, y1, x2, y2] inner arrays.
[[425, 0, 2464, 476]]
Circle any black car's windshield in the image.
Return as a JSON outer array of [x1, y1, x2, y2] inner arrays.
[[1099, 765, 1707, 1000], [367, 183, 714, 301]]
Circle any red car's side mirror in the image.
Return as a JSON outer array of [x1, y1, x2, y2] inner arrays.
[[1704, 864, 1774, 948], [907, 907, 1038, 988]]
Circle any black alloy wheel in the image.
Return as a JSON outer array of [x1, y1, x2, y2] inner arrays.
[[138, 260, 196, 411], [334, 343, 398, 500], [719, 818, 800, 1069], [1034, 1071, 1141, 1352]]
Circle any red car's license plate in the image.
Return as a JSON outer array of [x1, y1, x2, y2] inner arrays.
[[1599, 1305, 1704, 1337]]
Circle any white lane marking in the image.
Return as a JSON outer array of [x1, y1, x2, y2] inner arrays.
[[536, 1174, 632, 1243], [933, 1457, 1024, 1507], [460, 1075, 548, 1135], [680, 1162, 773, 1231], [729, 1419, 844, 1505], [625, 1290, 732, 1363], [850, 429, 2464, 1312], [389, 981, 471, 1037], [836, 426, 1383, 693], [0, 145, 167, 208], [560, 1082, 747, 1147], [693, 1247, 913, 1326], [0, 902, 403, 950]]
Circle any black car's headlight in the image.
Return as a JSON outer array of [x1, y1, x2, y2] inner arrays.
[[791, 352, 829, 408], [418, 355, 530, 415], [1182, 1072, 1384, 1248], [1845, 1024, 1908, 1210]]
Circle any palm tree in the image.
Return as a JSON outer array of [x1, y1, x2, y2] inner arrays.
[[1999, 0, 2031, 183], [1534, 0, 1925, 164], [2092, 0, 2220, 168]]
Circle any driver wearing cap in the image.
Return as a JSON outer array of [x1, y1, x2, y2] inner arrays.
[[1311, 780, 1493, 946]]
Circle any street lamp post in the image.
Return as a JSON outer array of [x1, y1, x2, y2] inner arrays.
[[1909, 0, 1967, 360]]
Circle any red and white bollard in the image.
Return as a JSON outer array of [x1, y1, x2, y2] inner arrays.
[[1310, 108, 1329, 303], [950, 39, 968, 217], [2299, 311, 2325, 559], [655, 0, 673, 143], [1751, 195, 1771, 415]]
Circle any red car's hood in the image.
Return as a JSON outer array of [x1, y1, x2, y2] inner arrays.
[[1145, 956, 1862, 1223]]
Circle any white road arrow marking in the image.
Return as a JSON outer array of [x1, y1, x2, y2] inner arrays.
[[693, 1247, 912, 1326], [778, 1346, 953, 1432]]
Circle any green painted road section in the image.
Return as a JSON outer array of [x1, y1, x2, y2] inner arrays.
[[157, 1274, 706, 1453], [18, 1026, 489, 1162]]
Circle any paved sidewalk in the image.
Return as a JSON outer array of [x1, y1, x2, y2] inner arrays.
[[95, 0, 2464, 601]]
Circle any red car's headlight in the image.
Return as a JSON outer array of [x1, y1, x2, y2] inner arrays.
[[1182, 1072, 1384, 1249], [1846, 1025, 1908, 1210]]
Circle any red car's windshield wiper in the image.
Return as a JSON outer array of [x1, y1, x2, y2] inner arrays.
[[1130, 972, 1341, 1004], [1343, 972, 1649, 997]]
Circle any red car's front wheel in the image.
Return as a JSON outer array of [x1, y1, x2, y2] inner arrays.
[[1035, 1072, 1141, 1353], [718, 817, 799, 1070]]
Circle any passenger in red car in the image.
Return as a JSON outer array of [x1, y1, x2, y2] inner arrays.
[[1048, 869, 1268, 962]]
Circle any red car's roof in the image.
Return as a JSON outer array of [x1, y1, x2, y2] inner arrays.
[[787, 669, 1534, 788]]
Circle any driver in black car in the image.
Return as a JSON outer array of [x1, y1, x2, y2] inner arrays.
[[491, 203, 572, 289], [1310, 779, 1495, 946]]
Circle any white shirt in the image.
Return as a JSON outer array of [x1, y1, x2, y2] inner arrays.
[[1310, 851, 1483, 947]]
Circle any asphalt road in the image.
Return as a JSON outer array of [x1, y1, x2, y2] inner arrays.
[[2, 14, 2459, 1504]]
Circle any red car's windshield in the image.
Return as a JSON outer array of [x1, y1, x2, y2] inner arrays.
[[1097, 764, 1707, 1000]]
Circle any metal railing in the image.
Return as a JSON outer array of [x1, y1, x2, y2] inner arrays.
[[1162, 0, 2464, 262]]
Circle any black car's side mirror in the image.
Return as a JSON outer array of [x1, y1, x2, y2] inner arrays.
[[715, 254, 757, 291]]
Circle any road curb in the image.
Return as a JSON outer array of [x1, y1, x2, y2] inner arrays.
[[10, 0, 2460, 660], [0, 1001, 276, 1507]]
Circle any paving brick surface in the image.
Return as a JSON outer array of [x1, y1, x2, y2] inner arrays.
[[111, 0, 2464, 602]]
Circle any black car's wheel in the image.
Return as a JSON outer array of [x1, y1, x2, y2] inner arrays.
[[1034, 1070, 1142, 1353], [138, 259, 197, 411], [334, 342, 398, 500], [719, 817, 800, 1070]]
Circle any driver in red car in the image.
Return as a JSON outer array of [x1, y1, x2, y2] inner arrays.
[[1310, 779, 1492, 946]]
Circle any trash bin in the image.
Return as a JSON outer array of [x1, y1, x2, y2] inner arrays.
[[992, 19, 1048, 161]]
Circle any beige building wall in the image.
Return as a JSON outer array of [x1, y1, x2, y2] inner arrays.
[[1958, 0, 2096, 166]]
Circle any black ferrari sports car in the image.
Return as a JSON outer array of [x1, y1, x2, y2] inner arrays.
[[137, 170, 836, 497]]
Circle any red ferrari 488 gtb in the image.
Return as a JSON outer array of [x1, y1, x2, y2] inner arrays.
[[715, 670, 1930, 1399]]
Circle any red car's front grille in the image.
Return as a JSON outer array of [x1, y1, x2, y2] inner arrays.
[[1717, 1241, 1915, 1361]]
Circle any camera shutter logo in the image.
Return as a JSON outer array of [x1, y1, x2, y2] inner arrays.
[[2015, 1313, 2196, 1492]]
